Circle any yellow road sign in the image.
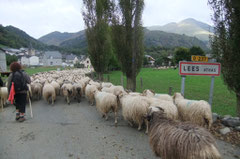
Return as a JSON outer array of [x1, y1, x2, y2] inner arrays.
[[191, 56, 208, 62]]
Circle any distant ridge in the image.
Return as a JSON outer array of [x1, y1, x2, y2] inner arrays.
[[147, 18, 214, 41]]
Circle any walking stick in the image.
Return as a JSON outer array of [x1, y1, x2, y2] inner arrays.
[[28, 91, 33, 118]]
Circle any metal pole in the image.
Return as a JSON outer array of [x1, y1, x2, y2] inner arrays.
[[168, 87, 173, 95], [121, 75, 123, 86], [181, 76, 186, 96], [209, 76, 215, 108]]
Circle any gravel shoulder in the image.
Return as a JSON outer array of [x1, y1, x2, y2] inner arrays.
[[0, 97, 239, 159]]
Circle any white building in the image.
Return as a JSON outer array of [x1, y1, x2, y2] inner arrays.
[[80, 57, 92, 68], [29, 56, 39, 66], [0, 49, 7, 72], [21, 56, 30, 66], [42, 51, 62, 66]]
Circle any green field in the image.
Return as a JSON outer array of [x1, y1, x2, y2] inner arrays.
[[103, 68, 236, 116]]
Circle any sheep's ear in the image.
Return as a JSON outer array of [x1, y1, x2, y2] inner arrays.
[[142, 89, 147, 94], [149, 89, 155, 94], [156, 106, 164, 112]]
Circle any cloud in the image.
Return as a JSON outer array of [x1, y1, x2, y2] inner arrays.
[[0, 0, 213, 39]]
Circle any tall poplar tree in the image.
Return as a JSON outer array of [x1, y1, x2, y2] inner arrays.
[[82, 0, 113, 80], [209, 0, 240, 116], [112, 0, 144, 91]]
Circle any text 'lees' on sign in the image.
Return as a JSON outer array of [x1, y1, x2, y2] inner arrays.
[[179, 61, 221, 76], [191, 55, 208, 62]]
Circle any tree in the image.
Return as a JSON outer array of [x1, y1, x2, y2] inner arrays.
[[173, 47, 190, 65], [112, 0, 144, 91], [208, 0, 240, 116], [189, 46, 205, 56], [6, 54, 18, 65], [82, 0, 113, 80]]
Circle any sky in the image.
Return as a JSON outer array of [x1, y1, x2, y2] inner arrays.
[[0, 0, 213, 39]]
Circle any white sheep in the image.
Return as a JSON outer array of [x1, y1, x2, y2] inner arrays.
[[0, 87, 8, 111], [120, 94, 151, 133], [94, 90, 119, 124], [142, 89, 173, 102], [102, 85, 126, 96], [42, 82, 56, 105], [31, 82, 42, 100], [173, 92, 213, 129], [61, 83, 74, 105], [101, 82, 113, 88], [149, 97, 178, 120], [73, 83, 82, 103], [51, 81, 61, 96], [85, 84, 98, 105]]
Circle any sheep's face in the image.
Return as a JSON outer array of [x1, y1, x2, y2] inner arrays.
[[146, 106, 164, 122]]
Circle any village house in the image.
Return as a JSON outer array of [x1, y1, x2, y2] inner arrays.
[[80, 57, 92, 68], [0, 48, 7, 72], [145, 55, 155, 66], [65, 54, 79, 64], [42, 51, 62, 66]]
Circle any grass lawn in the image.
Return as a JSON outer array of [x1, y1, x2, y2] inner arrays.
[[103, 68, 237, 116]]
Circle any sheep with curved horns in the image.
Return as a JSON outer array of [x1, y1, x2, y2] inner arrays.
[[173, 92, 213, 129], [147, 106, 221, 159], [94, 90, 119, 124]]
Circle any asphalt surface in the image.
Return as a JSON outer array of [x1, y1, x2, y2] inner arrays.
[[0, 97, 239, 159]]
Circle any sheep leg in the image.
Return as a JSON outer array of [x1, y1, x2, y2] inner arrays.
[[114, 111, 118, 124], [138, 121, 143, 131], [67, 97, 70, 105], [1, 98, 3, 112], [128, 121, 133, 127], [51, 96, 54, 105], [144, 119, 149, 134], [105, 113, 108, 121]]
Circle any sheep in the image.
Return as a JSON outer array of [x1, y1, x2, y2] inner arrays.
[[142, 89, 173, 102], [89, 80, 101, 90], [61, 83, 74, 105], [94, 90, 119, 124], [102, 85, 126, 96], [147, 106, 221, 159], [173, 92, 213, 129], [0, 87, 8, 111], [42, 82, 56, 105], [85, 84, 98, 105], [31, 82, 42, 100], [51, 81, 61, 95], [120, 94, 151, 133], [101, 82, 113, 88], [149, 98, 178, 120], [73, 83, 82, 103]]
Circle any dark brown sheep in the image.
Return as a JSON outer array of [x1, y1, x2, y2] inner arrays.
[[147, 106, 221, 159]]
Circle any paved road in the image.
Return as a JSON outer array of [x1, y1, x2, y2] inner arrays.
[[0, 97, 239, 159]]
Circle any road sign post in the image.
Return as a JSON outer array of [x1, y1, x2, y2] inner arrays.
[[179, 61, 221, 107]]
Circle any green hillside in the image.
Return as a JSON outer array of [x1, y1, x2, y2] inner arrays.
[[0, 25, 46, 50]]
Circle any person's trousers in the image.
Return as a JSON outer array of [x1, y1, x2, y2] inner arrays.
[[15, 93, 27, 113]]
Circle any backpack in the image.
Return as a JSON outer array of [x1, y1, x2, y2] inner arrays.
[[11, 71, 28, 92]]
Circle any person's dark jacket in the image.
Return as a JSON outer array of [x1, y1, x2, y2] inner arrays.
[[7, 70, 31, 94], [0, 77, 3, 87]]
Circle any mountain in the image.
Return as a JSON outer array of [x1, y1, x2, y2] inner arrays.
[[147, 18, 214, 41], [52, 28, 208, 52], [144, 29, 208, 50], [38, 31, 84, 46], [0, 25, 46, 50]]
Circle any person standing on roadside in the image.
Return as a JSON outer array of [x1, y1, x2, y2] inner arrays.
[[7, 62, 31, 122]]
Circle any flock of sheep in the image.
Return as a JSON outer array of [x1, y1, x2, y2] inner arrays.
[[0, 68, 221, 159]]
